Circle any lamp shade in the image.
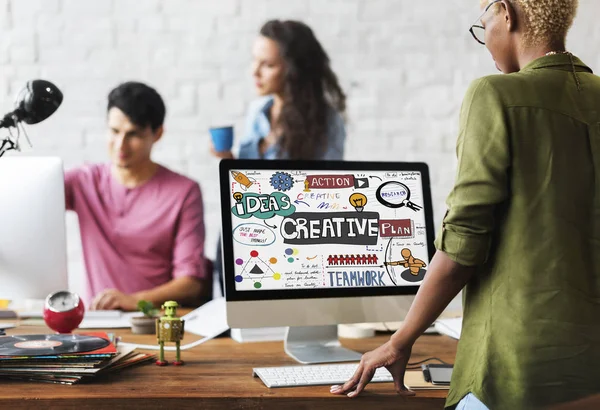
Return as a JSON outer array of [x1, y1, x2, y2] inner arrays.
[[14, 79, 63, 125]]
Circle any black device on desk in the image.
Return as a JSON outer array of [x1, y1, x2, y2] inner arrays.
[[422, 364, 453, 385]]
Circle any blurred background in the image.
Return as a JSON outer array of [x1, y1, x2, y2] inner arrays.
[[0, 0, 598, 294]]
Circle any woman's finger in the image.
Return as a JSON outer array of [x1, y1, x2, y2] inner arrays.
[[347, 367, 375, 398], [388, 361, 416, 396], [331, 362, 364, 394], [393, 378, 416, 396]]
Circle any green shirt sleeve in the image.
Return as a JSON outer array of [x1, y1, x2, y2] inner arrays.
[[435, 77, 510, 266]]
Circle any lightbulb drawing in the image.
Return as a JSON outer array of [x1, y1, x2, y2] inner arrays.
[[349, 192, 367, 212], [233, 192, 243, 203]]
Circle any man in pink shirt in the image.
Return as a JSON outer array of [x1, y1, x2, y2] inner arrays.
[[65, 82, 209, 311]]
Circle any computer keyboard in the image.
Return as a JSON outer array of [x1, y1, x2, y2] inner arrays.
[[252, 363, 394, 388]]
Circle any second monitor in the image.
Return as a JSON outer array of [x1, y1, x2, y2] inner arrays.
[[0, 156, 69, 310], [220, 160, 435, 363]]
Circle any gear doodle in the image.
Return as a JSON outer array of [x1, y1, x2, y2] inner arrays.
[[270, 172, 294, 192]]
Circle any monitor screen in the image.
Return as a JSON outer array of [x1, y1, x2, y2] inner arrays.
[[0, 157, 69, 308], [220, 160, 435, 302]]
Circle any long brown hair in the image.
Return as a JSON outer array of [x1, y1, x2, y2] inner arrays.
[[260, 20, 346, 160]]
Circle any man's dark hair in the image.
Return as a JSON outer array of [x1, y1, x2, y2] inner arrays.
[[107, 81, 166, 131]]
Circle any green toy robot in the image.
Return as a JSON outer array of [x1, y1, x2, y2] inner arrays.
[[156, 301, 185, 366]]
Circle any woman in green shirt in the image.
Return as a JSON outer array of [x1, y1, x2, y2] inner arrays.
[[332, 1, 600, 409]]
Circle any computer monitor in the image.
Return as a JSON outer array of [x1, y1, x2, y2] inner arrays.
[[220, 160, 436, 364], [0, 156, 69, 310]]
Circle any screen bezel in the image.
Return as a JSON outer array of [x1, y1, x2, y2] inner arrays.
[[220, 159, 436, 302]]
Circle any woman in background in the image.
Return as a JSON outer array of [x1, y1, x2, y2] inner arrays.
[[211, 19, 347, 295], [211, 19, 347, 160]]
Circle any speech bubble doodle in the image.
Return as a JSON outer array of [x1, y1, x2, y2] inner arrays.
[[233, 223, 277, 246]]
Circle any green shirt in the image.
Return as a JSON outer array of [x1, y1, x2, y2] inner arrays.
[[435, 54, 600, 410]]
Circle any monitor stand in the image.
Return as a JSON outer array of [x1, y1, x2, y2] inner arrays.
[[284, 325, 363, 364]]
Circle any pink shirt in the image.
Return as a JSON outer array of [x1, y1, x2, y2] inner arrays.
[[64, 163, 206, 305]]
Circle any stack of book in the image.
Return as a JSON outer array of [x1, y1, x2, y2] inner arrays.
[[0, 332, 155, 384]]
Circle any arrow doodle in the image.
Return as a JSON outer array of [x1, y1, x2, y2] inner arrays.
[[263, 220, 277, 229], [294, 199, 310, 207], [369, 175, 383, 181]]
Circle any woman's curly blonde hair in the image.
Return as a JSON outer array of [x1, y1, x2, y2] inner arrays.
[[484, 0, 579, 45], [513, 0, 578, 45]]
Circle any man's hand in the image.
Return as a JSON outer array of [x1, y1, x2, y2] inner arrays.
[[330, 340, 415, 398], [91, 289, 138, 311]]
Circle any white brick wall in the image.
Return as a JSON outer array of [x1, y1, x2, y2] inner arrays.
[[1, 0, 599, 296]]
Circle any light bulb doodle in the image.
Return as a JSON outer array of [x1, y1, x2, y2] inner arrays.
[[233, 192, 243, 203], [349, 192, 367, 212]]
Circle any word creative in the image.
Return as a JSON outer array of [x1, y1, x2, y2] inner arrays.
[[280, 212, 380, 245]]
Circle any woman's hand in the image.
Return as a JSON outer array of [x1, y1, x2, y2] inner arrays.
[[330, 252, 472, 399], [330, 340, 415, 398], [209, 143, 235, 159]]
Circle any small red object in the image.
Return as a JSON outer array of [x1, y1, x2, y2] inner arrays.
[[43, 290, 85, 334]]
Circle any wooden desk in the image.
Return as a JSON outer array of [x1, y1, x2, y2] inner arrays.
[[0, 324, 457, 409]]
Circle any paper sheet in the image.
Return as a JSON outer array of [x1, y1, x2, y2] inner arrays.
[[79, 311, 142, 329], [434, 317, 462, 340]]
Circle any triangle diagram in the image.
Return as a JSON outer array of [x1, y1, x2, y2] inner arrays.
[[249, 264, 265, 274]]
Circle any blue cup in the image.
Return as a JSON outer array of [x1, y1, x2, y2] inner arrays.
[[210, 126, 234, 152]]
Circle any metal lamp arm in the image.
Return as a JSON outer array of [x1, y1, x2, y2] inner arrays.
[[0, 137, 17, 158]]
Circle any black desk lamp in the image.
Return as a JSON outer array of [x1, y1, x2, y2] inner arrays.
[[0, 79, 63, 157]]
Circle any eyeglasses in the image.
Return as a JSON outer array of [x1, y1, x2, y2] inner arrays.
[[469, 0, 502, 45]]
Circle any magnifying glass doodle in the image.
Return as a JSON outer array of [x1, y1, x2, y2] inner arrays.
[[375, 181, 422, 211]]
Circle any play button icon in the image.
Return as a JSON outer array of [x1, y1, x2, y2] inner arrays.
[[354, 178, 369, 189]]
